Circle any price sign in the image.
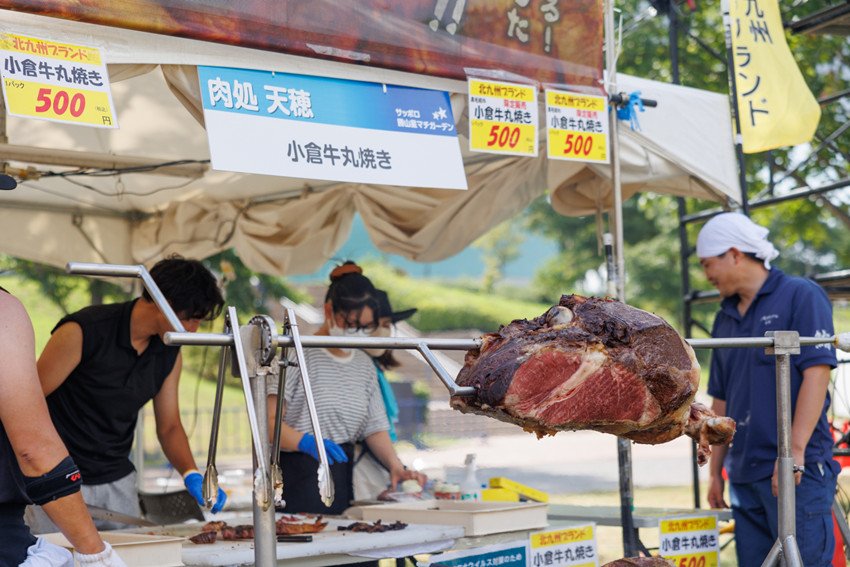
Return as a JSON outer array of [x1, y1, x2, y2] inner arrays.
[[0, 33, 118, 128], [659, 515, 720, 567], [468, 79, 537, 156], [545, 89, 608, 164], [529, 524, 597, 567]]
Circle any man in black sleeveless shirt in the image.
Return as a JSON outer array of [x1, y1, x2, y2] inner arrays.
[[26, 257, 225, 532]]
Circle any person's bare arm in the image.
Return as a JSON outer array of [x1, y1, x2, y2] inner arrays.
[[364, 430, 427, 490], [266, 395, 302, 451], [36, 321, 83, 396], [0, 293, 104, 554], [707, 398, 729, 509], [152, 352, 197, 476]]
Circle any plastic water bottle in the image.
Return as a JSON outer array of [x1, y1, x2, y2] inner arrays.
[[460, 453, 481, 501]]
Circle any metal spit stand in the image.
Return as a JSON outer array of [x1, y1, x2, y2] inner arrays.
[[65, 262, 850, 566]]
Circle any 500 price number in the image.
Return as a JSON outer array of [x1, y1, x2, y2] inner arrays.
[[562, 133, 593, 157], [35, 88, 86, 117], [677, 557, 707, 567], [486, 125, 521, 148]]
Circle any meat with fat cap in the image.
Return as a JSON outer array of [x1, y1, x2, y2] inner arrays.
[[450, 295, 735, 465]]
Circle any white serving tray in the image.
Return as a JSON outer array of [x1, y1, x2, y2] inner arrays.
[[358, 500, 548, 536], [41, 532, 185, 567]]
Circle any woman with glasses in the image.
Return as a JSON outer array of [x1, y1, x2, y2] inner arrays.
[[266, 262, 426, 515]]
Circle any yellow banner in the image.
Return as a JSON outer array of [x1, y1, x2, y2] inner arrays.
[[729, 0, 820, 153]]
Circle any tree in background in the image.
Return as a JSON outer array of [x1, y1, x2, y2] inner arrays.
[[0, 255, 130, 313], [473, 217, 524, 293], [521, 0, 850, 332]]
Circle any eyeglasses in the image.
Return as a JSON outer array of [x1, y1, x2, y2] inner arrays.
[[336, 313, 378, 334]]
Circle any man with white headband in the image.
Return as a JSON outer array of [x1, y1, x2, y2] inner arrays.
[[697, 212, 838, 567]]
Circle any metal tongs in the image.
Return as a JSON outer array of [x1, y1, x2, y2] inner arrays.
[[202, 331, 229, 510], [228, 307, 273, 510], [281, 307, 334, 507]]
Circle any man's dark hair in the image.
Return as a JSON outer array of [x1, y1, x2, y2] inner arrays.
[[143, 255, 224, 321]]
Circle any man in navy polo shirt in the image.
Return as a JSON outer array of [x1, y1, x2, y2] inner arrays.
[[697, 212, 838, 567]]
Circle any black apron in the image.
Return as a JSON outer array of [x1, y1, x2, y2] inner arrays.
[[278, 443, 355, 515], [0, 504, 35, 567]]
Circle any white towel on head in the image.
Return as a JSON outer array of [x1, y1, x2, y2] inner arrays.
[[696, 212, 779, 269]]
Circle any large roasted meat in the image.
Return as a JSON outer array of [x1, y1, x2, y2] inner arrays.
[[450, 295, 734, 464]]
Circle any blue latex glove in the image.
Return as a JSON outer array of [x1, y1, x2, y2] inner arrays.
[[183, 471, 227, 513], [297, 433, 348, 465]]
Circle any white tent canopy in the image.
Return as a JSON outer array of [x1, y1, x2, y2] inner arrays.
[[0, 11, 741, 276]]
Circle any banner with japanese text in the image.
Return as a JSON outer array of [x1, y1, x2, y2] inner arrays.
[[426, 540, 528, 567], [529, 524, 598, 567], [545, 89, 608, 163], [658, 515, 720, 567], [0, 32, 117, 127], [0, 1, 603, 91], [199, 65, 467, 189], [468, 79, 538, 157], [727, 0, 820, 153]]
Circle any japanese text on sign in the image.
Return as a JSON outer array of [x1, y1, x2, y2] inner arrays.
[[732, 0, 773, 128], [530, 524, 597, 567], [199, 65, 466, 189], [504, 0, 562, 53], [429, 541, 528, 567], [468, 78, 538, 156], [659, 515, 719, 567], [286, 140, 392, 170], [727, 0, 820, 153], [545, 89, 608, 163], [0, 33, 117, 128]]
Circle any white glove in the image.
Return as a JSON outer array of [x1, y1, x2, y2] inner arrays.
[[73, 542, 128, 567]]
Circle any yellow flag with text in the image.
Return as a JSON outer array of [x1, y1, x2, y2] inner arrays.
[[729, 0, 820, 153]]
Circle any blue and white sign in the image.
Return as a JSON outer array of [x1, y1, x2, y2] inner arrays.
[[199, 66, 467, 189], [427, 540, 528, 567]]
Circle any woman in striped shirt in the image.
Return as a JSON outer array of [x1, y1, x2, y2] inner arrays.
[[266, 262, 426, 515]]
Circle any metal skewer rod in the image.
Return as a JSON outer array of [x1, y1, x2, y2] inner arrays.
[[66, 262, 185, 333], [165, 331, 846, 352]]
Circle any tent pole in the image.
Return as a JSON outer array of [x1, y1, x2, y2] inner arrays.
[[605, 0, 639, 557], [721, 0, 750, 213], [667, 0, 703, 511]]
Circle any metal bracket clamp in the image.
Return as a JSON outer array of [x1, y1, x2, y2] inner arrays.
[[249, 315, 278, 366], [765, 330, 802, 356]]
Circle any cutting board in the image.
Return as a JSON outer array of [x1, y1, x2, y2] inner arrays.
[[359, 500, 549, 536]]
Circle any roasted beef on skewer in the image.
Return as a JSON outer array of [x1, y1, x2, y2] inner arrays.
[[451, 295, 735, 464]]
